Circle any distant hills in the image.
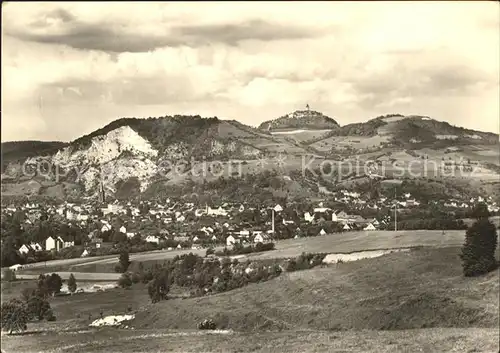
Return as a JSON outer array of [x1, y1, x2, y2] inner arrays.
[[258, 109, 340, 132], [1, 110, 499, 200]]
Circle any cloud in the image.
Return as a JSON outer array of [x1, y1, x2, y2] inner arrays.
[[5, 6, 324, 53], [1, 1, 499, 141]]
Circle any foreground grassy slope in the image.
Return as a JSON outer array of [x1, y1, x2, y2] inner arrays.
[[2, 246, 499, 352], [134, 247, 499, 332], [2, 328, 499, 353]]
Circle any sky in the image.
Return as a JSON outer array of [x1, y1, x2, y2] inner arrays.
[[2, 1, 499, 142]]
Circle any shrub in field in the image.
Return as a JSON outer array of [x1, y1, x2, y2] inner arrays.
[[36, 273, 63, 297], [214, 243, 275, 257], [460, 207, 498, 277], [1, 299, 28, 335], [116, 250, 131, 273], [254, 242, 275, 252], [130, 272, 142, 284], [141, 269, 155, 284], [197, 319, 216, 330], [67, 274, 77, 294], [117, 273, 132, 289], [285, 259, 297, 272], [147, 273, 170, 303], [2, 268, 16, 282], [26, 295, 54, 321]]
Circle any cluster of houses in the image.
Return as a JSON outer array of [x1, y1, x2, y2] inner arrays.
[[18, 235, 75, 255], [3, 190, 499, 260]]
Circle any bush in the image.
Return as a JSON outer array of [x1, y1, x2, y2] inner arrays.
[[37, 273, 63, 297], [214, 243, 275, 257], [285, 259, 297, 272], [148, 274, 170, 303], [67, 274, 77, 294], [1, 299, 28, 335], [254, 242, 275, 252], [26, 295, 53, 321], [460, 217, 498, 277], [117, 250, 131, 273], [197, 319, 216, 330], [205, 248, 215, 257], [117, 273, 132, 289], [130, 272, 142, 284]]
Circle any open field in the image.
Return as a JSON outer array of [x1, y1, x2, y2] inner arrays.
[[249, 230, 467, 260], [130, 247, 499, 332], [2, 327, 499, 353], [14, 230, 469, 275], [2, 246, 499, 352], [15, 230, 470, 275]]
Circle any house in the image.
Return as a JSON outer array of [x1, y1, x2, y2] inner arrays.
[[195, 209, 205, 217], [372, 219, 380, 227], [18, 244, 31, 255], [59, 236, 75, 249], [91, 238, 103, 249], [101, 223, 112, 232], [331, 212, 338, 222], [163, 217, 173, 224], [200, 226, 214, 235], [193, 236, 200, 243], [81, 249, 90, 257], [30, 243, 43, 252], [126, 232, 135, 239], [176, 215, 186, 222], [313, 207, 330, 214], [406, 199, 420, 207], [145, 235, 160, 244], [274, 204, 283, 213], [253, 233, 265, 243], [9, 264, 23, 271], [304, 212, 315, 223], [343, 224, 351, 231], [319, 228, 327, 236], [45, 236, 63, 252], [207, 206, 228, 217], [364, 223, 376, 231], [337, 211, 348, 219], [119, 226, 127, 234], [226, 235, 237, 247]]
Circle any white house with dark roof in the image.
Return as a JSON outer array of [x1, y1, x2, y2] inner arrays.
[[46, 236, 64, 251], [364, 223, 376, 231], [304, 212, 315, 223]]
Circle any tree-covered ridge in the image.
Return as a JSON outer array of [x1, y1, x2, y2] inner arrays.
[[258, 110, 340, 131], [1, 141, 68, 170], [70, 115, 220, 153]]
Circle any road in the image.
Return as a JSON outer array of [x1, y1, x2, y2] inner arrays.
[[13, 272, 121, 281]]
